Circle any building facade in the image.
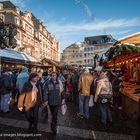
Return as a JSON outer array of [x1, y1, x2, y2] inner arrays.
[[63, 35, 115, 67], [0, 1, 60, 61], [63, 42, 84, 66]]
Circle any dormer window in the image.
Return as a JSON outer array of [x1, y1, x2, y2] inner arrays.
[[28, 16, 30, 22], [0, 3, 3, 10]]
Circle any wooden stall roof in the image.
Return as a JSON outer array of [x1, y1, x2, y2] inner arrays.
[[104, 52, 140, 67], [114, 32, 140, 45], [41, 58, 61, 67]]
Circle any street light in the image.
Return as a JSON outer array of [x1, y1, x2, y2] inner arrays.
[[0, 19, 17, 49]]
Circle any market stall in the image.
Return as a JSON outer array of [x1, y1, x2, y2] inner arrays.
[[0, 48, 40, 71], [41, 58, 61, 72], [103, 37, 140, 119]]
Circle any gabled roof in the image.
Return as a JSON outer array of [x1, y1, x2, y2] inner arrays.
[[0, 1, 16, 9]]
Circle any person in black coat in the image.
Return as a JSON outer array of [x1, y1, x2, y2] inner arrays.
[[0, 69, 13, 113]]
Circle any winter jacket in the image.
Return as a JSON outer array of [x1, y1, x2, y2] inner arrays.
[[43, 79, 65, 106], [17, 81, 42, 111], [72, 72, 79, 91], [38, 76, 51, 95], [0, 74, 13, 95], [112, 76, 122, 93], [78, 72, 93, 96]]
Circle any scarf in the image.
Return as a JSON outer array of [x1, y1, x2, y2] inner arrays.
[[30, 81, 38, 102]]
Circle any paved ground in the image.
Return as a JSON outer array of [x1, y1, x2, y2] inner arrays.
[[0, 103, 136, 140]]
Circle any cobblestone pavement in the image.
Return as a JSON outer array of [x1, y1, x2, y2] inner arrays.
[[0, 103, 136, 140]]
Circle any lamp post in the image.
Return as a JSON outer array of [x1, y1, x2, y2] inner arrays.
[[0, 18, 17, 75], [0, 18, 17, 49]]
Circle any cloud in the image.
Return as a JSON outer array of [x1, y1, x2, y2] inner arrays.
[[75, 0, 96, 21], [47, 18, 139, 33], [46, 18, 140, 52]]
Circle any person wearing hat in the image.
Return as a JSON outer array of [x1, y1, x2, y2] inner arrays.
[[94, 72, 113, 129], [78, 67, 93, 119], [17, 72, 42, 133]]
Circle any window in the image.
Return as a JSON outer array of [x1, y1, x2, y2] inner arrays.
[[15, 17, 20, 25], [31, 39, 34, 44], [99, 46, 103, 49], [0, 14, 4, 22], [93, 40, 97, 44], [26, 48, 31, 56], [28, 37, 30, 43], [84, 48, 86, 52], [96, 46, 99, 50], [23, 35, 26, 42], [35, 32, 38, 38], [0, 3, 3, 10], [25, 24, 28, 31], [28, 16, 30, 22], [16, 32, 20, 40], [29, 27, 32, 34]]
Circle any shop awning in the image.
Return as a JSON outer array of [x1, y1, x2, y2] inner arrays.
[[0, 48, 39, 64]]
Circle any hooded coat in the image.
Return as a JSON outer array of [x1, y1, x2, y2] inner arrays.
[[16, 67, 29, 93]]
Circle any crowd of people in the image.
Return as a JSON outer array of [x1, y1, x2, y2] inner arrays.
[[0, 66, 124, 135]]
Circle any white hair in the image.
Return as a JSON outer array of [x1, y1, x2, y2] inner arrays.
[[84, 67, 89, 73]]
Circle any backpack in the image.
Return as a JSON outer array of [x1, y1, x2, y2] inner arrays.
[[98, 81, 112, 104]]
